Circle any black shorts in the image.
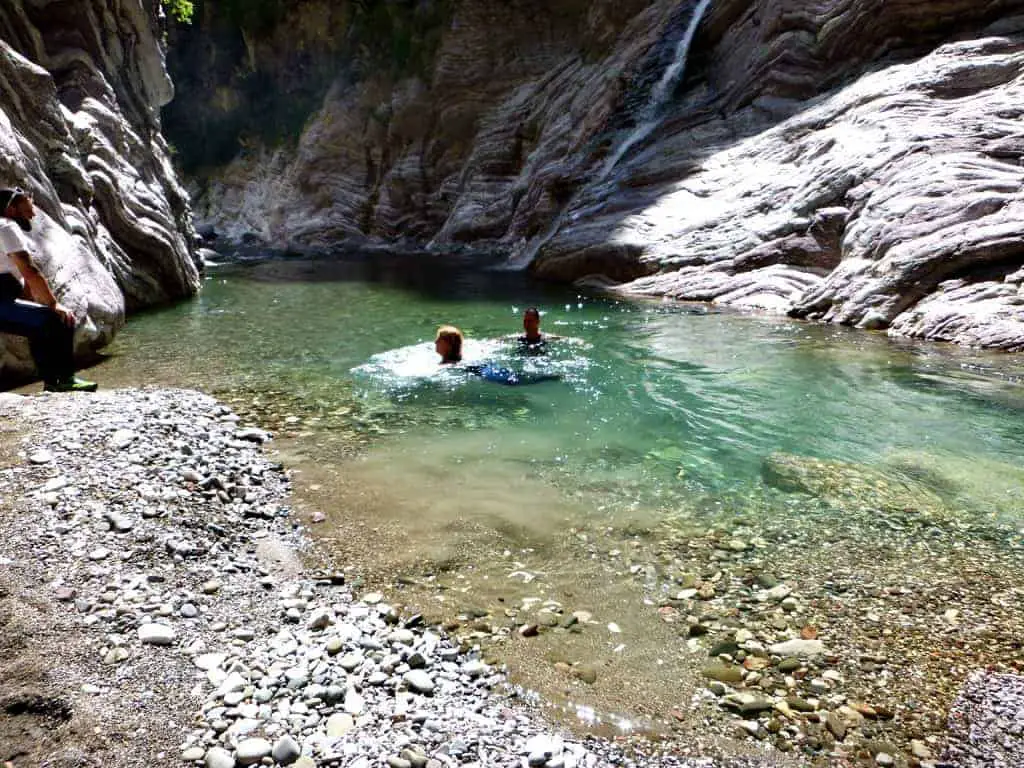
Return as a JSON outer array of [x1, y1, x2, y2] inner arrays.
[[0, 272, 22, 302]]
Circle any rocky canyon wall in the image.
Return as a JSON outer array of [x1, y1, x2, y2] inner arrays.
[[181, 0, 1024, 349], [0, 0, 200, 384]]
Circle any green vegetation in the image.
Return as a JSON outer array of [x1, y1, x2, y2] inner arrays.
[[348, 0, 455, 77], [162, 0, 194, 24], [162, 0, 457, 172]]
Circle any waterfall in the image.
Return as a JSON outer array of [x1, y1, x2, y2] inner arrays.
[[599, 0, 714, 179], [503, 0, 712, 271]]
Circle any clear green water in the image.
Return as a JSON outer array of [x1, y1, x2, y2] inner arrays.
[[88, 255, 1024, 739], [96, 256, 1024, 531]]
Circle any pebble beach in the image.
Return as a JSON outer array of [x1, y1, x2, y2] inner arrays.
[[0, 388, 1021, 768]]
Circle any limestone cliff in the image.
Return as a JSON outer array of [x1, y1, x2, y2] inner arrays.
[[179, 0, 1024, 349], [0, 0, 200, 384]]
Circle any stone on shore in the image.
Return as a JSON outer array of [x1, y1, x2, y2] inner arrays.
[[234, 738, 272, 765], [271, 735, 301, 765], [138, 623, 176, 646], [205, 747, 236, 768], [404, 670, 436, 694]]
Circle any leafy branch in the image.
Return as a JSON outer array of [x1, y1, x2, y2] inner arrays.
[[162, 0, 194, 24]]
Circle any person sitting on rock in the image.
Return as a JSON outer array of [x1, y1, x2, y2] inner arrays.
[[0, 187, 97, 392], [435, 324, 559, 386]]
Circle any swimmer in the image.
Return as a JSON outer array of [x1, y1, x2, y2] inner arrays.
[[515, 307, 562, 354], [435, 324, 464, 364], [434, 324, 559, 386]]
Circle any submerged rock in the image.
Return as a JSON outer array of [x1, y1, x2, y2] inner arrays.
[[768, 639, 827, 658], [761, 452, 948, 518]]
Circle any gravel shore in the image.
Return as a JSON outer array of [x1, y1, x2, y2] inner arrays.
[[941, 671, 1024, 768], [0, 388, 788, 768]]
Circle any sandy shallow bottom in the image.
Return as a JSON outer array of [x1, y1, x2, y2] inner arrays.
[[4, 384, 1022, 768], [0, 390, 789, 768], [271, 426, 1024, 767]]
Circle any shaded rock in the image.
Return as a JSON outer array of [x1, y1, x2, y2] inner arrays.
[[0, 0, 200, 385]]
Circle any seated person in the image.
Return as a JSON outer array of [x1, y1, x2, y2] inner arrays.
[[0, 187, 97, 392], [435, 324, 559, 386]]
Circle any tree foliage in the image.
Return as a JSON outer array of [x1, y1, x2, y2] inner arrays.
[[162, 1, 457, 172], [162, 0, 195, 24]]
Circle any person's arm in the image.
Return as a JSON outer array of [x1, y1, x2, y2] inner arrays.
[[10, 251, 74, 326]]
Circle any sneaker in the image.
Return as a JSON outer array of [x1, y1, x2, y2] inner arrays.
[[44, 376, 98, 393]]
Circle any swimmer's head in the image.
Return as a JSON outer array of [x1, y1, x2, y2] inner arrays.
[[435, 325, 463, 363], [523, 307, 541, 341]]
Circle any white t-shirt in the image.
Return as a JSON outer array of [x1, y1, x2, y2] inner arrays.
[[0, 218, 29, 285]]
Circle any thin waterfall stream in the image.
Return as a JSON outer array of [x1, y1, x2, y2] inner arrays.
[[505, 0, 713, 270], [600, 0, 714, 179]]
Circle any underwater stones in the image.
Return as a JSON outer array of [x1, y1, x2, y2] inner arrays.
[[572, 664, 598, 685], [769, 639, 826, 657], [760, 452, 947, 517], [723, 693, 774, 714]]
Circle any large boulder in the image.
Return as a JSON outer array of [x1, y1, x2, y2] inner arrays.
[[0, 0, 200, 385]]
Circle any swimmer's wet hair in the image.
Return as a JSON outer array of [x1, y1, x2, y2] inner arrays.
[[524, 307, 540, 319], [436, 325, 463, 362]]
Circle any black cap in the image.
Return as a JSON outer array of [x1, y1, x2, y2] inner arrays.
[[0, 187, 28, 213]]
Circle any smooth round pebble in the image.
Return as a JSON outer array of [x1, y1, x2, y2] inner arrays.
[[205, 747, 235, 768], [235, 737, 272, 765]]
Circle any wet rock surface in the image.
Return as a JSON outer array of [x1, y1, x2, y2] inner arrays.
[[0, 1, 200, 385]]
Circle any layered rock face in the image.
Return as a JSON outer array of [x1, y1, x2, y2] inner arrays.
[[0, 0, 200, 384], [549, 2, 1024, 350], [186, 0, 1024, 348]]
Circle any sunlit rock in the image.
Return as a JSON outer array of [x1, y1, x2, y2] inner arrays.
[[175, 0, 1024, 347]]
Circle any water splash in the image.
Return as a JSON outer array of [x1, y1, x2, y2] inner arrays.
[[600, 0, 714, 180]]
